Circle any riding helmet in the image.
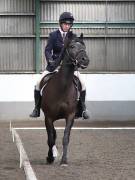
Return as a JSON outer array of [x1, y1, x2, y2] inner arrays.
[[59, 12, 74, 25]]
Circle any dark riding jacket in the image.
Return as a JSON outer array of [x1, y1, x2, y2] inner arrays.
[[45, 29, 64, 72]]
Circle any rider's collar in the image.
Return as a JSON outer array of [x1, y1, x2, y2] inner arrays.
[[59, 28, 67, 37]]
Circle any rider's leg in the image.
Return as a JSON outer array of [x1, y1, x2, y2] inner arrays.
[[74, 71, 89, 120], [29, 88, 41, 117], [30, 71, 49, 118], [80, 90, 89, 119]]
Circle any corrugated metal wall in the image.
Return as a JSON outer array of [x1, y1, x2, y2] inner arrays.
[[0, 0, 135, 73], [0, 0, 35, 73], [40, 0, 135, 72]]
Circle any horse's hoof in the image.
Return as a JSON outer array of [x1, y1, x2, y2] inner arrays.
[[60, 163, 68, 167], [46, 156, 54, 164], [60, 160, 68, 167]]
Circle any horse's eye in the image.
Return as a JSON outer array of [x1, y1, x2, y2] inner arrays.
[[70, 45, 74, 48]]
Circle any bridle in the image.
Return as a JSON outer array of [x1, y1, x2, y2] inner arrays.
[[65, 45, 86, 66]]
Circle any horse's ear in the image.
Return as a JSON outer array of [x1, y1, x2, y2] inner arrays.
[[80, 33, 83, 40]]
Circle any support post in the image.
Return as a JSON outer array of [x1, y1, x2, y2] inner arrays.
[[35, 0, 41, 73]]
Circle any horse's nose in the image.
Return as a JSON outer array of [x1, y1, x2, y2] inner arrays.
[[82, 57, 85, 61], [83, 56, 90, 65], [82, 56, 89, 62]]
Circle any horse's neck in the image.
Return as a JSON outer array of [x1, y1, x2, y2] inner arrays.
[[58, 56, 75, 89]]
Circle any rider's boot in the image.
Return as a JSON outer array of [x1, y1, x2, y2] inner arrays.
[[29, 89, 41, 118], [80, 90, 89, 120]]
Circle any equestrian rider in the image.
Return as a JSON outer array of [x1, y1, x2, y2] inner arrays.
[[30, 12, 89, 119]]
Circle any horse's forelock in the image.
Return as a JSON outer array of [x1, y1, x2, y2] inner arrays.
[[73, 37, 85, 46], [64, 33, 85, 49]]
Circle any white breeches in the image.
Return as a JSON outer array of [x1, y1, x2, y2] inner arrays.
[[35, 70, 58, 90], [74, 71, 86, 91], [35, 70, 86, 91]]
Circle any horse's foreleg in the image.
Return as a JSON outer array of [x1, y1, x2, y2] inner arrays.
[[45, 118, 56, 164], [61, 115, 74, 166]]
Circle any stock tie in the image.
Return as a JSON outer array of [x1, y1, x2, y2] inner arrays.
[[63, 33, 66, 41]]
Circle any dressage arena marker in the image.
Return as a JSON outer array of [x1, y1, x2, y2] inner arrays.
[[10, 121, 135, 180], [11, 126, 37, 180]]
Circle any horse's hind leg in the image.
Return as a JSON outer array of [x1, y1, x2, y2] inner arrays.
[[45, 117, 57, 164], [61, 114, 74, 166]]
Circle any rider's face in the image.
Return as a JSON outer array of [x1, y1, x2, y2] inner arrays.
[[61, 23, 72, 32]]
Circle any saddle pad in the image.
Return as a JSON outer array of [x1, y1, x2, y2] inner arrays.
[[40, 72, 57, 96]]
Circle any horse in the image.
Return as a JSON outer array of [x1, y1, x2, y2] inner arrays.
[[40, 32, 89, 166]]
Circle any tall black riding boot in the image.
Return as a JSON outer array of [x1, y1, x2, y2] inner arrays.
[[80, 90, 89, 120], [29, 89, 41, 118]]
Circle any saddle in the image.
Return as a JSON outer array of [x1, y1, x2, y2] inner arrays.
[[40, 71, 57, 96], [40, 72, 82, 98]]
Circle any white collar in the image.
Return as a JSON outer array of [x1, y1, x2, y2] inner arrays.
[[59, 28, 67, 36]]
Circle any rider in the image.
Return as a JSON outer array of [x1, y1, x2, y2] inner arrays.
[[30, 12, 89, 119]]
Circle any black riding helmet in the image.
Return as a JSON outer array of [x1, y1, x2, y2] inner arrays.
[[59, 12, 74, 25]]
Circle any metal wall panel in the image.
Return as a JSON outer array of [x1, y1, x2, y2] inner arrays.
[[0, 0, 35, 73], [0, 0, 34, 13], [107, 2, 135, 21], [107, 2, 135, 35], [106, 38, 135, 71], [0, 16, 34, 35], [0, 39, 35, 72], [41, 1, 106, 22], [108, 27, 135, 35], [41, 38, 47, 71], [84, 38, 106, 71]]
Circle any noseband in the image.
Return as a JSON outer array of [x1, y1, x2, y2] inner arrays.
[[65, 48, 86, 66]]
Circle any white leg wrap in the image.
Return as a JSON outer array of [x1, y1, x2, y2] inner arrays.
[[52, 145, 59, 158]]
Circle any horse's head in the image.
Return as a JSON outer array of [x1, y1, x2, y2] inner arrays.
[[64, 32, 89, 69]]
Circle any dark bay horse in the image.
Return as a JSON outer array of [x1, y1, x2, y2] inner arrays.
[[41, 32, 89, 166]]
